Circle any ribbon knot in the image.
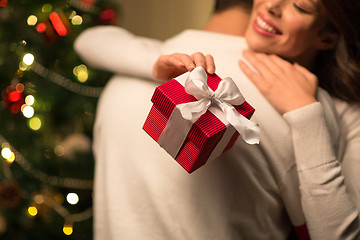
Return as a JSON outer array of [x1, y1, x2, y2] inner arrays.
[[178, 67, 260, 145]]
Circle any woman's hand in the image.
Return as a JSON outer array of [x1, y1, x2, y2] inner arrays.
[[152, 52, 215, 81], [239, 49, 318, 115]]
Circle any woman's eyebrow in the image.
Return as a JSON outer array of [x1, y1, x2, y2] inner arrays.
[[307, 0, 319, 11]]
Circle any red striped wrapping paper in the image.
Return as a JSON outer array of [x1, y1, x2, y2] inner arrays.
[[143, 72, 255, 173]]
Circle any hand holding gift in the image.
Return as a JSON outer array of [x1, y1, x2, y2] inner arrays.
[[152, 52, 216, 81], [144, 63, 260, 173]]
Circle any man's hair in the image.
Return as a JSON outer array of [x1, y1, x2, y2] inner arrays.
[[214, 0, 252, 13]]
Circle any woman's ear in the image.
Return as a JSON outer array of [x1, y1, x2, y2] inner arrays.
[[317, 31, 339, 50]]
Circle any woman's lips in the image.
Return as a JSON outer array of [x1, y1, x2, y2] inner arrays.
[[253, 14, 282, 36]]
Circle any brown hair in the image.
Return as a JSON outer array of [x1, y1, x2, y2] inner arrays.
[[214, 0, 252, 13], [315, 0, 360, 104]]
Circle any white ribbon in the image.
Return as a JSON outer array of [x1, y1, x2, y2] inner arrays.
[[157, 67, 260, 158]]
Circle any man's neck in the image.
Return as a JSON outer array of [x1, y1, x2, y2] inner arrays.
[[203, 6, 251, 37]]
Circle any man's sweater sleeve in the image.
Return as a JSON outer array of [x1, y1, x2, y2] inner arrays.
[[74, 26, 162, 79], [283, 102, 360, 240]]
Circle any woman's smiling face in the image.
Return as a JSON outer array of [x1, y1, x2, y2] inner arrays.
[[244, 0, 327, 64]]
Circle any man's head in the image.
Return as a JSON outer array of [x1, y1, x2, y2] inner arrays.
[[214, 0, 253, 13]]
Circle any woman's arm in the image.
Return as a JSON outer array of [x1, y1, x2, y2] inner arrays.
[[74, 26, 162, 79], [239, 49, 360, 239], [283, 102, 360, 239]]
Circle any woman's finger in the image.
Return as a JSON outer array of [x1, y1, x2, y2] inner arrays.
[[175, 53, 196, 71], [152, 54, 188, 81], [238, 59, 270, 92], [191, 52, 207, 69], [242, 50, 274, 78], [205, 54, 215, 74]]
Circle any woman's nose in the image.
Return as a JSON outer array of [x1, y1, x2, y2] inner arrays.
[[266, 0, 283, 17]]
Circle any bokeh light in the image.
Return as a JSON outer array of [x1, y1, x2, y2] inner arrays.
[[54, 145, 65, 156], [42, 3, 52, 13], [36, 23, 46, 33], [27, 206, 38, 217], [66, 193, 79, 205], [63, 224, 73, 235], [25, 95, 35, 105], [73, 64, 88, 82], [1, 147, 12, 159], [6, 152, 15, 163], [29, 117, 42, 131], [22, 105, 34, 118], [27, 15, 38, 26], [71, 15, 83, 25], [23, 53, 34, 66]]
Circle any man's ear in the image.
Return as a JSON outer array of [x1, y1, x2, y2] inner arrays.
[[317, 31, 339, 50]]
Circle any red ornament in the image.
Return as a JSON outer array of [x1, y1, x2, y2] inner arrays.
[[99, 8, 118, 25], [36, 11, 72, 43], [0, 0, 7, 7], [1, 84, 25, 114]]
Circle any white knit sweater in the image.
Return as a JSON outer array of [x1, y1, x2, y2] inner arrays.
[[74, 26, 360, 240]]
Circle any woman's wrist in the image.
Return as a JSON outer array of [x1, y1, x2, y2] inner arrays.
[[283, 102, 336, 170]]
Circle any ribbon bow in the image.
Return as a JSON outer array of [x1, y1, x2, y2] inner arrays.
[[157, 67, 260, 159], [178, 67, 260, 144]]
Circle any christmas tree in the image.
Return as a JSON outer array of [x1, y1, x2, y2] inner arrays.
[[0, 0, 120, 239]]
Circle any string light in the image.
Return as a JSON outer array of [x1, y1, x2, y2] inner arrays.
[[6, 152, 15, 164], [0, 135, 93, 235], [27, 15, 38, 26], [1, 144, 15, 164], [54, 145, 65, 156], [63, 224, 73, 235], [66, 193, 79, 205], [0, 1, 113, 237], [34, 194, 45, 204], [73, 64, 88, 83], [19, 61, 28, 71], [22, 105, 35, 118], [42, 3, 52, 13], [32, 62, 102, 97], [16, 83, 24, 92], [0, 135, 93, 189], [71, 15, 83, 25], [36, 23, 46, 33], [23, 53, 34, 66], [25, 95, 35, 105], [27, 206, 38, 217], [28, 116, 42, 131], [8, 91, 21, 102], [1, 147, 12, 159]]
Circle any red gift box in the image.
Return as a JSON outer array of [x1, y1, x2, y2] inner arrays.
[[143, 67, 258, 173]]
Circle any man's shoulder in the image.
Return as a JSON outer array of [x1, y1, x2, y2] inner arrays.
[[162, 29, 247, 54]]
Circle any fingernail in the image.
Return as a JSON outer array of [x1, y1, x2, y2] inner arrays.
[[207, 67, 215, 74]]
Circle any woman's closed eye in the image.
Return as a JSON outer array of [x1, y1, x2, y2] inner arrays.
[[293, 3, 311, 13], [293, 0, 317, 14]]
